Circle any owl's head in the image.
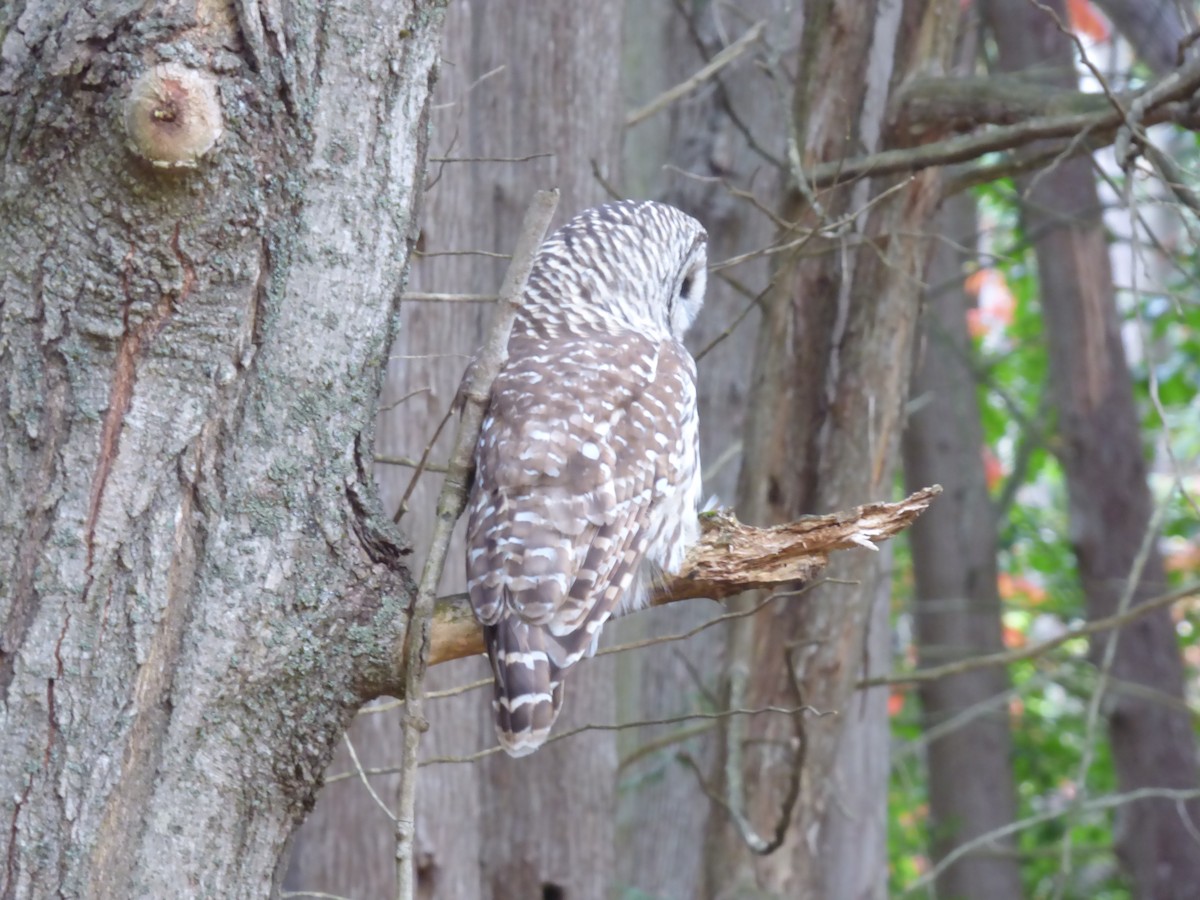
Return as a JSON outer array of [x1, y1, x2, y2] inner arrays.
[[527, 200, 708, 342]]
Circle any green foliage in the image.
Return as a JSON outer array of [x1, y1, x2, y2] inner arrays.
[[887, 164, 1200, 898]]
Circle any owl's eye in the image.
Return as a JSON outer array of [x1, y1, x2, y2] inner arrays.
[[680, 274, 695, 299]]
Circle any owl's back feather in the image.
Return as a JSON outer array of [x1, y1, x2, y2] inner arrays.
[[466, 201, 706, 755]]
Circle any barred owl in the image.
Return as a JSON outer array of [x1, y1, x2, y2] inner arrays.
[[466, 200, 708, 757]]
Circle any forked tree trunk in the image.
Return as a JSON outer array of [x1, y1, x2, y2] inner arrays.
[[0, 2, 443, 895], [982, 1, 1200, 895]]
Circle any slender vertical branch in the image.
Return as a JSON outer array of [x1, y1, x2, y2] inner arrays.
[[392, 189, 559, 900]]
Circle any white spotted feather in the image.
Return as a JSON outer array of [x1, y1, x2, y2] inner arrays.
[[466, 200, 707, 756]]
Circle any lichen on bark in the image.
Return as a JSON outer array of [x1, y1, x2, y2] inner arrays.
[[0, 2, 446, 896]]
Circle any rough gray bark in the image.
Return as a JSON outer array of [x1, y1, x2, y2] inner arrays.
[[902, 193, 1024, 900], [815, 549, 892, 900], [287, 4, 626, 898], [0, 1, 444, 897], [982, 2, 1200, 896], [707, 1, 961, 895]]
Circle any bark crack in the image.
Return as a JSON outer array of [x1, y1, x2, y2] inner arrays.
[[84, 225, 196, 577], [3, 771, 34, 898]]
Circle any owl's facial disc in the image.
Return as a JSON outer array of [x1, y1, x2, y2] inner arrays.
[[669, 247, 708, 340]]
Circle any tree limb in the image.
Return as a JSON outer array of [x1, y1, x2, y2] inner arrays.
[[861, 575, 1200, 690], [428, 484, 942, 665], [809, 53, 1200, 189]]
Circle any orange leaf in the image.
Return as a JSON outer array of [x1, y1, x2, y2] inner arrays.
[[966, 307, 987, 338], [964, 268, 989, 296], [1013, 576, 1047, 605], [964, 268, 1016, 338], [982, 447, 1004, 491], [997, 571, 1015, 600], [1165, 541, 1200, 574], [1068, 0, 1111, 42]]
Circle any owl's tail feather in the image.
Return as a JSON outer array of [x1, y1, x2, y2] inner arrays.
[[486, 619, 564, 757]]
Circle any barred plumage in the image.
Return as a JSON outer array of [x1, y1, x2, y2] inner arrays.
[[467, 200, 707, 756]]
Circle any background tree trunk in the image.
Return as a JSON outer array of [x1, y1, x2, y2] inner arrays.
[[708, 1, 961, 895], [287, 4, 627, 898], [0, 1, 443, 896], [982, 1, 1200, 895], [615, 3, 788, 896], [1092, 0, 1193, 75], [903, 193, 1024, 899]]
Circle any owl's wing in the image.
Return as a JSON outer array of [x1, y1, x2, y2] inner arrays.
[[466, 331, 695, 667]]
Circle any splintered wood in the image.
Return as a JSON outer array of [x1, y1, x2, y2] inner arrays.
[[429, 485, 941, 665]]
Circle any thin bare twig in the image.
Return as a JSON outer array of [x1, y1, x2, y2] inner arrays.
[[618, 722, 716, 774], [400, 292, 498, 302], [343, 733, 396, 823], [668, 0, 784, 168], [904, 788, 1200, 895], [681, 644, 822, 855], [421, 704, 829, 767], [416, 248, 511, 260], [392, 402, 455, 523], [392, 190, 558, 900], [429, 152, 554, 164], [695, 281, 771, 361], [330, 705, 826, 785], [859, 579, 1200, 688], [378, 387, 431, 414], [429, 64, 506, 113], [375, 455, 451, 475], [625, 21, 766, 128]]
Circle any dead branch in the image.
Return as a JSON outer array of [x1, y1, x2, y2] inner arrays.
[[428, 484, 942, 666], [811, 52, 1200, 189]]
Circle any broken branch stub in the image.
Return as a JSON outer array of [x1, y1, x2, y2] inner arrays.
[[429, 484, 942, 665]]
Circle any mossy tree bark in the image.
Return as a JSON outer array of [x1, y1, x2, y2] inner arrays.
[[0, 1, 444, 895]]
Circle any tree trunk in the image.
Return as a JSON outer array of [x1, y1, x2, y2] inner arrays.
[[287, 3, 627, 898], [707, 1, 961, 895], [616, 3, 789, 896], [0, 2, 442, 896], [982, 2, 1200, 896], [1093, 0, 1193, 75], [902, 193, 1024, 899]]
